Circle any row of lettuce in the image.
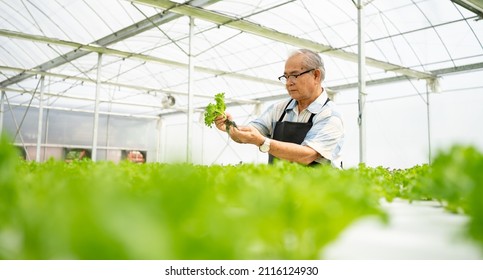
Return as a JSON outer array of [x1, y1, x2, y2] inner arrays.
[[362, 145, 483, 248], [0, 135, 482, 259]]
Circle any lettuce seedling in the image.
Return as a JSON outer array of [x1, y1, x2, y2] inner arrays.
[[204, 92, 237, 131]]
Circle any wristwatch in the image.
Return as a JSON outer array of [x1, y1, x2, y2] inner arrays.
[[259, 137, 271, 153]]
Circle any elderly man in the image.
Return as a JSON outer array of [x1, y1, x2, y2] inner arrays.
[[215, 49, 344, 168]]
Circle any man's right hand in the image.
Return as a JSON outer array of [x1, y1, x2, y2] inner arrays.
[[214, 112, 233, 132]]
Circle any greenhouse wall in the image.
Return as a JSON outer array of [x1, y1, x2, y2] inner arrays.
[[160, 70, 483, 169], [3, 106, 159, 163], [3, 69, 483, 168]]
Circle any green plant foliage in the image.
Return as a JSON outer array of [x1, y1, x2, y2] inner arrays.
[[204, 92, 226, 128], [407, 146, 483, 246], [203, 92, 237, 130], [1, 138, 482, 259], [356, 164, 401, 202], [357, 146, 483, 251], [0, 135, 19, 222], [0, 146, 384, 259]]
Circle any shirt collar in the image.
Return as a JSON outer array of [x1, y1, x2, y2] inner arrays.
[[286, 89, 328, 114]]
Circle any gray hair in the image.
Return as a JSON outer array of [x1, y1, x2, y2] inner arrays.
[[289, 49, 326, 82]]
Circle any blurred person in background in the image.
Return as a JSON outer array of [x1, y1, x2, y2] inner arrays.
[[215, 49, 344, 168]]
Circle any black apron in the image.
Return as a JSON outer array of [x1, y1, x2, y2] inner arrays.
[[268, 98, 330, 165]]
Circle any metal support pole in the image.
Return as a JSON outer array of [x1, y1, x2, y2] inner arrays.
[[357, 0, 367, 164], [156, 117, 163, 162], [0, 91, 5, 136], [187, 17, 195, 163], [44, 109, 50, 161], [36, 75, 46, 162], [92, 53, 103, 162], [5, 95, 30, 160], [426, 82, 432, 165]]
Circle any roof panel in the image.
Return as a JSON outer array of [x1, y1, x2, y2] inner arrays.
[[0, 0, 482, 118], [415, 0, 466, 25], [0, 38, 60, 68], [436, 21, 483, 62]]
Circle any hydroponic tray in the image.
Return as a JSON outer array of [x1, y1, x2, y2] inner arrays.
[[324, 199, 482, 259]]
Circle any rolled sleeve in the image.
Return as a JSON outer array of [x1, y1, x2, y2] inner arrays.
[[249, 101, 288, 137], [302, 111, 344, 166], [249, 97, 344, 167]]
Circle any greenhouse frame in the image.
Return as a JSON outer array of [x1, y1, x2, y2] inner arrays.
[[1, 0, 483, 264], [1, 0, 483, 167]]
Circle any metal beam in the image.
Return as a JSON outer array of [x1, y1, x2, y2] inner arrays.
[[154, 63, 483, 117], [0, 0, 222, 88], [1, 87, 162, 109], [329, 61, 483, 92], [451, 0, 483, 18], [0, 65, 262, 105], [178, 61, 483, 107], [9, 102, 160, 119], [5, 61, 480, 118], [132, 0, 435, 80], [1, 86, 258, 113], [431, 61, 483, 75], [4, 61, 483, 103], [0, 29, 281, 88]]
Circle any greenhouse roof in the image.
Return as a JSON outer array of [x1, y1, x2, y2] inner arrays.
[[1, 0, 482, 118]]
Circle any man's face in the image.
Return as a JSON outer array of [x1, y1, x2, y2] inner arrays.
[[283, 54, 318, 102]]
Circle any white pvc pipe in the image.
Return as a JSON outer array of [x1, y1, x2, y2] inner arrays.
[[426, 83, 432, 164], [92, 53, 103, 162], [357, 0, 367, 164], [187, 17, 195, 163], [156, 118, 163, 163], [36, 75, 45, 162]]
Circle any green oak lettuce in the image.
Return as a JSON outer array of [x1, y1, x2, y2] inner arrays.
[[204, 92, 237, 131], [1, 135, 482, 259]]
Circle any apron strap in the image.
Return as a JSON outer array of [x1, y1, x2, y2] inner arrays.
[[278, 98, 330, 123], [307, 98, 330, 123], [277, 99, 293, 122]]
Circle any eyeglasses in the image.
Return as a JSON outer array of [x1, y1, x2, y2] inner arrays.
[[278, 69, 315, 83]]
